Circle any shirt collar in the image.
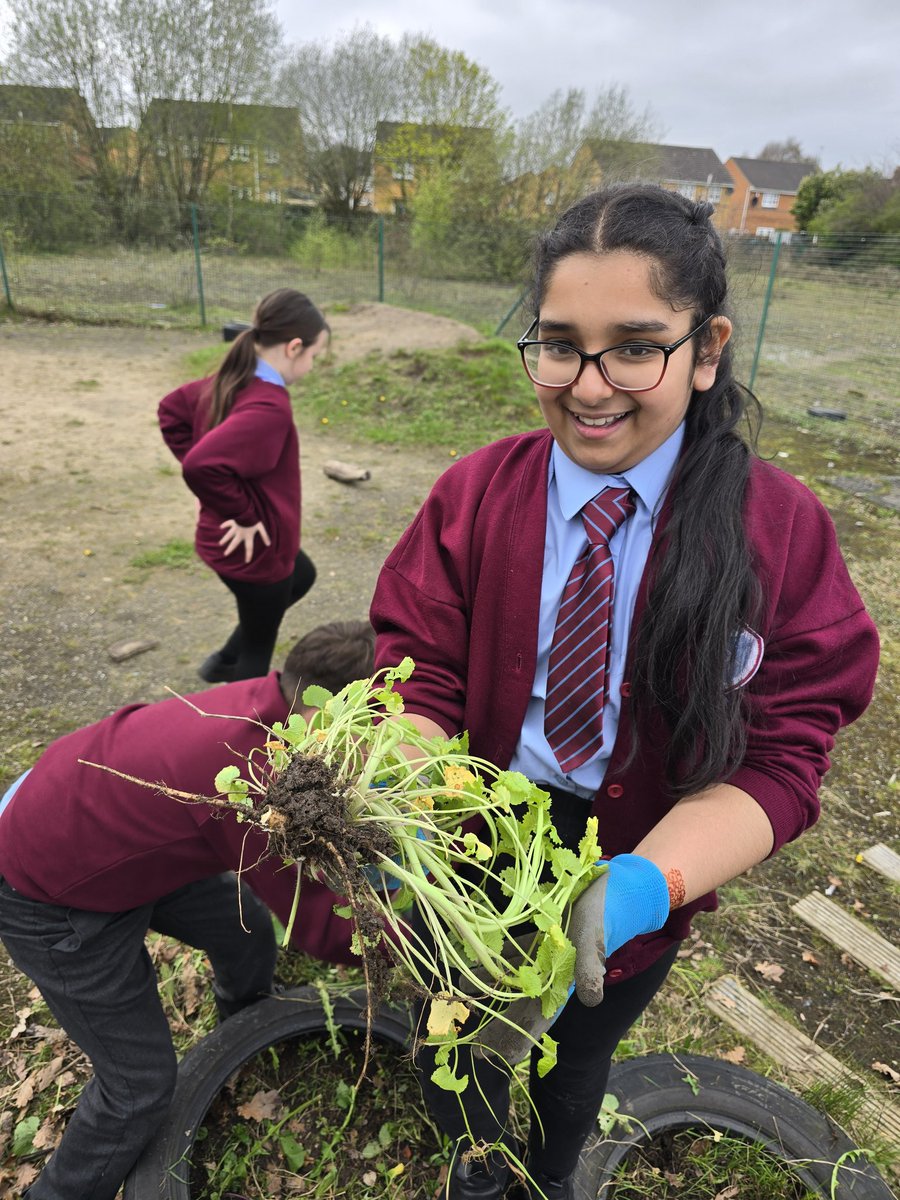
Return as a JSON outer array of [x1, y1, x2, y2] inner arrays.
[[255, 359, 286, 387], [551, 422, 686, 521]]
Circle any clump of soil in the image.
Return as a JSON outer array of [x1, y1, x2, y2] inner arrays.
[[263, 751, 399, 999]]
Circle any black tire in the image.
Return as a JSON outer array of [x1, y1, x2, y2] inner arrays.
[[123, 985, 414, 1200], [573, 1053, 895, 1200]]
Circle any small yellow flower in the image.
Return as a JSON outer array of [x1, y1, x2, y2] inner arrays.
[[321, 417, 329, 425], [83, 548, 93, 556], [379, 394, 386, 402], [341, 399, 348, 406], [265, 740, 287, 752], [449, 449, 458, 457]]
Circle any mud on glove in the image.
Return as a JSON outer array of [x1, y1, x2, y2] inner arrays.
[[569, 853, 670, 1007]]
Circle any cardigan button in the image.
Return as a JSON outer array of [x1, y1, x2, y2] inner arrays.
[[607, 968, 624, 981], [607, 783, 624, 799], [620, 681, 632, 697]]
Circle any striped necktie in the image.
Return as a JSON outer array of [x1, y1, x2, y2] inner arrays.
[[544, 486, 635, 773]]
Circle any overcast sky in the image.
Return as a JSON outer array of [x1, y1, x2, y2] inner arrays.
[[274, 0, 899, 172]]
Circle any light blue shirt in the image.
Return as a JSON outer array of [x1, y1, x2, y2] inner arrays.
[[255, 359, 285, 387], [509, 423, 685, 798]]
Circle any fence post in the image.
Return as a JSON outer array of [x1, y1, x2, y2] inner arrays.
[[190, 203, 207, 327], [495, 289, 527, 337], [377, 216, 385, 303], [748, 231, 782, 393], [0, 235, 13, 310]]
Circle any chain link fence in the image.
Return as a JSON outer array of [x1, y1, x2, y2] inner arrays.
[[1, 191, 897, 444]]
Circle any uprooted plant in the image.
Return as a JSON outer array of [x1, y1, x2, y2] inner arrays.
[[83, 659, 604, 1093]]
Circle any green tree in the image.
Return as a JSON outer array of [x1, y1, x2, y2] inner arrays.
[[795, 167, 899, 234], [3, 0, 282, 226]]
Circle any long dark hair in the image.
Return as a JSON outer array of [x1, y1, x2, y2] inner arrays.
[[206, 288, 328, 429], [531, 183, 763, 795]]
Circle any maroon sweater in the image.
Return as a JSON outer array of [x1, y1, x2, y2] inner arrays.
[[371, 430, 879, 982], [158, 376, 301, 584], [0, 673, 356, 965]]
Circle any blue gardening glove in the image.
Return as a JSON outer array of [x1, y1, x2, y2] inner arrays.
[[363, 825, 429, 891], [570, 853, 670, 1007]]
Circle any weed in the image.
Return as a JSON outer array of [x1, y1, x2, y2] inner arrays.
[[129, 538, 195, 569]]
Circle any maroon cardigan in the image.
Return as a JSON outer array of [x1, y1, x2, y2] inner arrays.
[[158, 376, 301, 584], [0, 673, 357, 965], [370, 429, 879, 983]]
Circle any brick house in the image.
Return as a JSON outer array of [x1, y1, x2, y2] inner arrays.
[[371, 120, 493, 214], [722, 157, 819, 236], [582, 141, 735, 228], [0, 84, 97, 180], [140, 99, 308, 205]]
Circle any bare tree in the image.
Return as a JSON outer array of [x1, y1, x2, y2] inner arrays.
[[757, 137, 819, 166], [276, 25, 404, 215], [506, 85, 662, 219]]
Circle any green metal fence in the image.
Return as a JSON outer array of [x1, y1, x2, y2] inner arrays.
[[1, 190, 898, 442]]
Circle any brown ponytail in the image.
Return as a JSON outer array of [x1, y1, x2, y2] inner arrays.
[[205, 288, 328, 429]]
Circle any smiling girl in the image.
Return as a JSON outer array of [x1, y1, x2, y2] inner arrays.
[[159, 288, 329, 682], [370, 184, 879, 1200]]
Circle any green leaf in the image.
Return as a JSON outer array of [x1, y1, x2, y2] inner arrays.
[[302, 683, 333, 710], [511, 962, 542, 997], [333, 903, 352, 919], [431, 1063, 469, 1093], [361, 1140, 381, 1160], [385, 657, 415, 682], [536, 1033, 558, 1078], [214, 765, 241, 793], [12, 1115, 39, 1157], [279, 1133, 307, 1171], [378, 1122, 393, 1148]]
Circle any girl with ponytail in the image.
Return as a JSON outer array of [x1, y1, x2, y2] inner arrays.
[[159, 288, 329, 681]]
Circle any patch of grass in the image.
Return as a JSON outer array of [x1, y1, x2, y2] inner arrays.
[[129, 538, 196, 570], [183, 343, 227, 378], [298, 340, 543, 453], [607, 1129, 820, 1199]]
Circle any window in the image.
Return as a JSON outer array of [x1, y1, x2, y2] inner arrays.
[[761, 192, 779, 209], [264, 146, 280, 165], [230, 143, 250, 162], [392, 161, 415, 182], [232, 186, 253, 201], [677, 183, 694, 199], [707, 185, 722, 204], [155, 140, 168, 157], [264, 189, 281, 204], [754, 226, 775, 239]]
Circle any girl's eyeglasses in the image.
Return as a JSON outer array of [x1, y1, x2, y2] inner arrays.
[[517, 315, 713, 393]]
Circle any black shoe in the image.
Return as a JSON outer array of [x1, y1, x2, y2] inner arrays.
[[524, 1169, 573, 1200], [198, 651, 236, 683], [447, 1147, 514, 1200]]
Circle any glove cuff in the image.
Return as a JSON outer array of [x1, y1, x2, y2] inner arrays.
[[602, 853, 671, 958]]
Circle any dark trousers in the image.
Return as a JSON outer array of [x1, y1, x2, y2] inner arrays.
[[0, 872, 278, 1200], [414, 785, 679, 1181], [218, 548, 316, 679]]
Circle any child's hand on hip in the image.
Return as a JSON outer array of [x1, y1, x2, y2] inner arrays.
[[219, 519, 271, 563]]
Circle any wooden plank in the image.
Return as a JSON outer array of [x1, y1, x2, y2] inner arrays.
[[861, 843, 900, 883], [791, 891, 900, 992], [706, 973, 900, 1147]]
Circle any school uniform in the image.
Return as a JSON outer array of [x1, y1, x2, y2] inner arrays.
[[0, 672, 354, 1200], [158, 365, 315, 677], [370, 424, 879, 1177]]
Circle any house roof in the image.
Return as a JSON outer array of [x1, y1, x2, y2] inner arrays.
[[0, 84, 90, 126], [588, 140, 733, 187], [728, 157, 819, 193], [142, 99, 300, 142]]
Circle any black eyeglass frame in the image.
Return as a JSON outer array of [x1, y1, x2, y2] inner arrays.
[[516, 314, 714, 393]]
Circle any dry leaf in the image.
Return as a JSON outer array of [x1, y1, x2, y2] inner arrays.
[[34, 1055, 66, 1093], [14, 1163, 40, 1190], [33, 1118, 62, 1150], [14, 1076, 35, 1109], [801, 950, 820, 966], [426, 997, 470, 1036], [714, 1187, 740, 1200], [362, 1171, 377, 1186], [237, 1089, 282, 1121], [754, 961, 785, 982], [871, 1061, 900, 1084], [720, 1045, 746, 1064], [827, 875, 843, 889]]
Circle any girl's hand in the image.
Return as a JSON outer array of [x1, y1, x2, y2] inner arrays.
[[218, 519, 271, 564]]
